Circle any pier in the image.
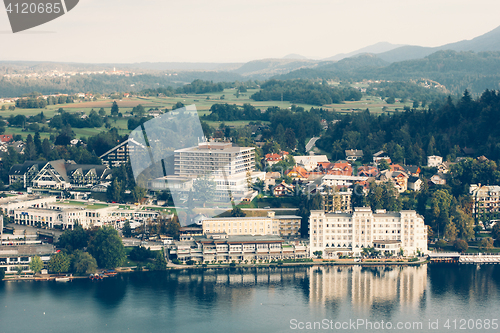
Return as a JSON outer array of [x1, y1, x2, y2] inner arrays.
[[428, 252, 500, 264]]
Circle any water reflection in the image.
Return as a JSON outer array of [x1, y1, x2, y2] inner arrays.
[[1, 264, 500, 333], [309, 265, 427, 309]]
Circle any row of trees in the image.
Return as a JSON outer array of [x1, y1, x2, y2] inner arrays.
[[251, 79, 362, 106], [15, 95, 74, 109]]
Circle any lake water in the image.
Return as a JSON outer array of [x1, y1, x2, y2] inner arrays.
[[1, 264, 499, 333]]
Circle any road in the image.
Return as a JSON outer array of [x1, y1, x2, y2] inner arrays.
[[306, 137, 320, 152]]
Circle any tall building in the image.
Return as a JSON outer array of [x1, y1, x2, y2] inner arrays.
[[309, 207, 427, 258], [174, 141, 255, 177], [151, 142, 265, 202]]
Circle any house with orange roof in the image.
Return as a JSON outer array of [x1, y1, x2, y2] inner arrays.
[[329, 162, 353, 176], [390, 164, 405, 172], [357, 165, 378, 177], [287, 166, 309, 180], [0, 135, 13, 143], [264, 151, 289, 166]]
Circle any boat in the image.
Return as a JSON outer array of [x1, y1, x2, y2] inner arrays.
[[55, 277, 70, 282], [103, 270, 118, 277]]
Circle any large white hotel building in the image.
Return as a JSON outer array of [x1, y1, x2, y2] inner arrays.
[[309, 207, 427, 258], [150, 141, 265, 201]]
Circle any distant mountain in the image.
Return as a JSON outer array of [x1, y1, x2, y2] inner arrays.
[[282, 54, 308, 60], [324, 42, 405, 61], [126, 62, 242, 71], [317, 53, 389, 72], [378, 24, 500, 62], [231, 59, 319, 78]]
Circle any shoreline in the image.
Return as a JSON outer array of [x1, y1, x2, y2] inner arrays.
[[1, 259, 431, 282]]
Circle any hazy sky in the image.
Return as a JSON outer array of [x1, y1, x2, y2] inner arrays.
[[1, 0, 500, 63]]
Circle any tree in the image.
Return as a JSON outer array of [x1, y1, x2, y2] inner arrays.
[[173, 101, 185, 110], [98, 108, 106, 116], [378, 159, 390, 171], [435, 239, 447, 250], [88, 226, 126, 269], [57, 225, 89, 252], [107, 179, 122, 202], [153, 251, 167, 271], [452, 208, 474, 241], [0, 267, 4, 280], [165, 215, 181, 239], [111, 101, 119, 116], [479, 238, 494, 252], [29, 256, 44, 275], [386, 96, 395, 104], [230, 206, 245, 217], [42, 138, 51, 157], [132, 186, 146, 203], [71, 251, 97, 275], [453, 239, 468, 253], [129, 246, 153, 261], [24, 134, 37, 160], [444, 221, 458, 242], [34, 132, 42, 156], [48, 252, 71, 274], [492, 223, 500, 240], [284, 128, 296, 150], [122, 221, 132, 238], [132, 104, 145, 117], [351, 183, 367, 209], [313, 250, 323, 259]]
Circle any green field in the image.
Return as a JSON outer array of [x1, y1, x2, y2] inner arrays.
[[1, 87, 418, 140]]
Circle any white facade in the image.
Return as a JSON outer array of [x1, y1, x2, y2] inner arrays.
[[11, 203, 159, 230], [0, 195, 57, 216], [309, 207, 427, 258], [427, 155, 443, 167], [470, 184, 500, 219], [174, 142, 255, 177], [202, 211, 301, 238], [294, 155, 329, 171], [322, 174, 368, 187]]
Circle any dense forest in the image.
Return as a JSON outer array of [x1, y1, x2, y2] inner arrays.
[[366, 81, 447, 104], [251, 79, 362, 105], [317, 89, 500, 165]]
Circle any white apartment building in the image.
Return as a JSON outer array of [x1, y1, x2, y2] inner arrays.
[[153, 141, 265, 202], [0, 195, 57, 216], [470, 184, 500, 221], [309, 207, 427, 258], [202, 211, 301, 238], [174, 142, 255, 177], [11, 203, 159, 230], [427, 155, 443, 167]]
